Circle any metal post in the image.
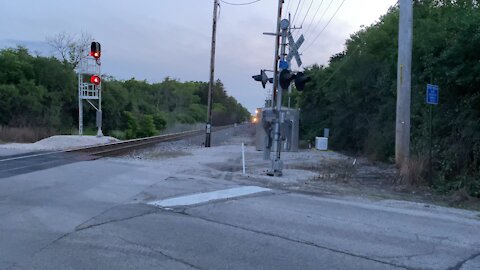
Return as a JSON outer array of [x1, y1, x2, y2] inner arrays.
[[269, 19, 289, 177], [287, 13, 292, 108], [205, 0, 219, 147], [271, 0, 283, 108], [96, 63, 103, 137], [78, 73, 83, 136], [429, 105, 433, 184], [395, 0, 413, 166], [242, 142, 246, 174]]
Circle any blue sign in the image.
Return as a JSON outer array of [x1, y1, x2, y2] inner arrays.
[[279, 60, 289, 70], [426, 84, 439, 105]]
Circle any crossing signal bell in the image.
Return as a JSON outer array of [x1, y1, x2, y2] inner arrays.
[[252, 70, 273, 89], [90, 42, 101, 59], [279, 70, 311, 91]]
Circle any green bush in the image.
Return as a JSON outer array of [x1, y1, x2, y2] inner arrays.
[[137, 115, 157, 138], [153, 113, 167, 131], [109, 130, 126, 140], [123, 111, 138, 139]]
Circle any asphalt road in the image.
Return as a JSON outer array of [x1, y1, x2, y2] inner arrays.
[[0, 128, 479, 270]]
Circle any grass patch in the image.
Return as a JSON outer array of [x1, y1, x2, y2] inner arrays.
[[0, 125, 55, 143]]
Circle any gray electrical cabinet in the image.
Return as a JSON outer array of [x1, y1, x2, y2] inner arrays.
[[255, 107, 299, 153]]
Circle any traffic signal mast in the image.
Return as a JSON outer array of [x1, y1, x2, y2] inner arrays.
[[77, 41, 103, 136]]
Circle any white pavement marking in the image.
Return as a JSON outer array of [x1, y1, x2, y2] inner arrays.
[[0, 151, 62, 162], [149, 186, 271, 208]]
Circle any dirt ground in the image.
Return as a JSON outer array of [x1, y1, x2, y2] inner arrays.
[[128, 125, 480, 212]]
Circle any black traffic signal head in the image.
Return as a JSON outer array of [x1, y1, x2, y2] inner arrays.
[[90, 41, 101, 59], [294, 72, 311, 91], [279, 69, 294, 89], [252, 70, 270, 88]]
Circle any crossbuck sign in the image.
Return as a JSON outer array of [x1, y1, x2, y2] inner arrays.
[[287, 32, 304, 68]]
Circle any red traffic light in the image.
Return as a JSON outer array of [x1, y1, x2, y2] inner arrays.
[[90, 41, 101, 59], [90, 75, 101, 85]]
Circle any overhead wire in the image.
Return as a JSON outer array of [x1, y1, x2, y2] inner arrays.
[[286, 0, 293, 16], [304, 0, 324, 34], [291, 0, 302, 26], [302, 0, 347, 53], [292, 0, 307, 26], [219, 0, 261, 6], [304, 0, 334, 38], [317, 44, 361, 88], [299, 0, 314, 28]]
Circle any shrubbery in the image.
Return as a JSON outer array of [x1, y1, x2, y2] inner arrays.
[[0, 47, 251, 141], [299, 0, 480, 196]]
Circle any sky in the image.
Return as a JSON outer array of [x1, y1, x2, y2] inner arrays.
[[0, 0, 397, 113]]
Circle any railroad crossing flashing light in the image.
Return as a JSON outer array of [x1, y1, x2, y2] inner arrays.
[[279, 69, 294, 89], [252, 70, 270, 89], [279, 70, 311, 91], [294, 72, 311, 91]]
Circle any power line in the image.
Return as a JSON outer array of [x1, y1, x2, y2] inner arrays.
[[286, 0, 293, 15], [291, 0, 302, 25], [219, 0, 261, 6], [302, 0, 347, 53], [318, 44, 361, 88], [292, 0, 307, 26], [304, 0, 324, 34], [304, 0, 334, 37], [299, 0, 314, 27]]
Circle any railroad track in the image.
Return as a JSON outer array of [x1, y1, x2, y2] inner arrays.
[[67, 125, 233, 157], [0, 125, 235, 179]]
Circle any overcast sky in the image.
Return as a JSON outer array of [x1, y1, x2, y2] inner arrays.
[[0, 0, 396, 113]]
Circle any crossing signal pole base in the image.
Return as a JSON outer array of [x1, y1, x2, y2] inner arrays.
[[205, 123, 212, 147], [267, 159, 283, 177]]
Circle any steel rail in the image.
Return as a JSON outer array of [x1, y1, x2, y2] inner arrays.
[[0, 125, 235, 162], [67, 125, 234, 157]]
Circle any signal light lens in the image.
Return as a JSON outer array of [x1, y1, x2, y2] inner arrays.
[[91, 51, 101, 59], [90, 75, 101, 85]]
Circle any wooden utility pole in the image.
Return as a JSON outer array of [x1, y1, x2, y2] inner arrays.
[[205, 0, 219, 147], [395, 0, 413, 166]]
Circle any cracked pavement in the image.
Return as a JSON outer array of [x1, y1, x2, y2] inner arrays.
[[1, 127, 480, 270]]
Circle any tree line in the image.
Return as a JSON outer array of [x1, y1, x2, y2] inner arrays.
[[0, 46, 250, 140], [298, 0, 479, 196]]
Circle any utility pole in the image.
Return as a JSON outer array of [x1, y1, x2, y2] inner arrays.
[[287, 13, 292, 108], [205, 0, 219, 147], [271, 0, 283, 108], [269, 18, 289, 176], [395, 0, 413, 166]]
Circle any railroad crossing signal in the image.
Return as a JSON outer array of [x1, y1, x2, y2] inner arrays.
[[252, 70, 274, 89], [279, 70, 311, 91], [287, 32, 304, 68]]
